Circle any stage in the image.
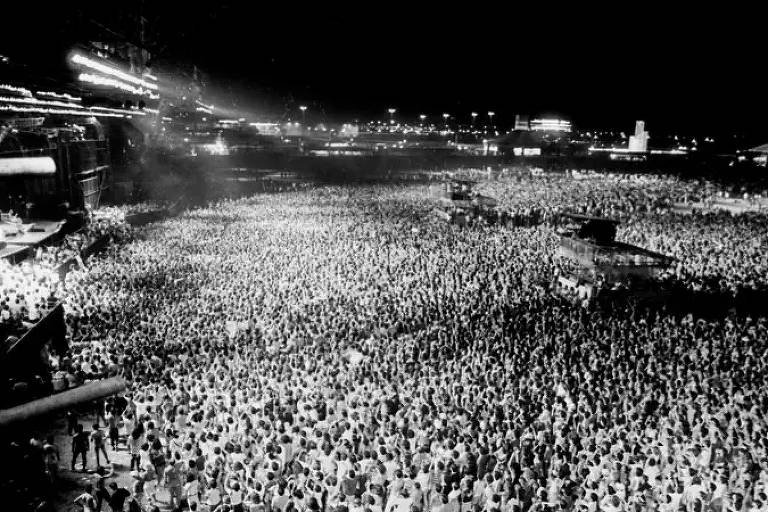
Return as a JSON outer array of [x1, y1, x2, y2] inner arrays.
[[1, 219, 65, 263], [1, 220, 65, 245]]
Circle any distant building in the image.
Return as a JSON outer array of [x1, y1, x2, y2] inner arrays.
[[530, 118, 571, 132], [628, 120, 649, 152], [340, 123, 359, 138], [749, 143, 768, 166], [514, 114, 530, 131], [248, 122, 281, 136]]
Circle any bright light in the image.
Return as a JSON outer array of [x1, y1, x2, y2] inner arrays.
[[195, 100, 214, 111], [299, 105, 307, 112], [0, 84, 32, 97], [471, 112, 478, 117], [0, 104, 125, 118], [36, 91, 81, 102], [78, 73, 159, 98], [90, 105, 147, 116], [488, 111, 495, 116], [196, 107, 213, 114], [0, 95, 144, 117], [71, 54, 158, 90], [530, 118, 571, 132], [443, 113, 449, 119], [388, 108, 396, 114], [419, 114, 426, 120], [2, 95, 85, 110]]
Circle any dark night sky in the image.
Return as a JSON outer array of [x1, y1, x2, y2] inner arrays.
[[2, 2, 764, 136]]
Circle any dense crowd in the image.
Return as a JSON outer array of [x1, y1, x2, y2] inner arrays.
[[619, 212, 768, 296], [1, 208, 135, 380], [0, 259, 58, 341], [5, 171, 768, 512]]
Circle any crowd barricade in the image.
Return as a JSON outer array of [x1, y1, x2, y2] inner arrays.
[[0, 245, 32, 264], [10, 303, 67, 359], [1, 304, 67, 395]]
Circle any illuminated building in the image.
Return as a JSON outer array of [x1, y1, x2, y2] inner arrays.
[[514, 114, 530, 131], [530, 118, 571, 132], [249, 122, 281, 136], [628, 120, 649, 152]]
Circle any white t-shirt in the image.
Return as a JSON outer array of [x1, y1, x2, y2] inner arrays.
[[207, 488, 222, 507], [184, 480, 199, 504]]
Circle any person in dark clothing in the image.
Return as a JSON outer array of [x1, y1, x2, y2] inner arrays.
[[108, 482, 131, 512], [476, 447, 489, 481], [67, 410, 78, 436], [94, 479, 111, 512], [71, 424, 89, 471]]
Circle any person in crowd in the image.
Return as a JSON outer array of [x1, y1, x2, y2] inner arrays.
[[91, 423, 111, 467], [72, 424, 90, 472], [73, 483, 96, 512], [42, 436, 59, 484], [107, 482, 131, 512]]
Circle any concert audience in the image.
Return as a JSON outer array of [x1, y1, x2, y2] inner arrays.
[[4, 172, 768, 512]]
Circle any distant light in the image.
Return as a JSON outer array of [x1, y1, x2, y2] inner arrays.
[[0, 83, 33, 97], [90, 105, 148, 115], [0, 103, 126, 118], [488, 111, 495, 116], [36, 91, 81, 102], [195, 100, 214, 111], [238, 118, 246, 122], [71, 53, 158, 90], [1, 95, 146, 117], [78, 73, 159, 98], [471, 112, 478, 117], [388, 108, 396, 114], [299, 105, 307, 112], [530, 118, 571, 132]]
